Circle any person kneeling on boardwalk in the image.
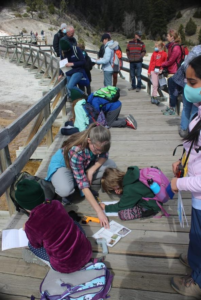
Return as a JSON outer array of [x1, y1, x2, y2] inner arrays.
[[100, 166, 170, 220], [15, 179, 92, 272], [45, 124, 116, 228]]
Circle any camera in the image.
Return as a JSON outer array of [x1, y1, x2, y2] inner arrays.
[[176, 163, 184, 178]]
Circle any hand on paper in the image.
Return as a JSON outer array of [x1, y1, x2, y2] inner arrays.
[[97, 210, 109, 229]]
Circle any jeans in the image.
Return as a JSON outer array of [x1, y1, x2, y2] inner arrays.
[[130, 62, 142, 89], [103, 71, 113, 86], [180, 86, 198, 130], [168, 77, 183, 108], [105, 105, 126, 128], [66, 72, 83, 96]]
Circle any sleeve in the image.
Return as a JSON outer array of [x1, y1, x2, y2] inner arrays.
[[53, 34, 59, 56], [162, 45, 181, 68], [177, 176, 201, 193], [148, 53, 155, 73], [141, 43, 146, 54], [74, 103, 89, 132], [99, 152, 108, 159], [25, 222, 43, 248], [97, 48, 112, 65], [126, 43, 130, 57], [72, 47, 85, 68]]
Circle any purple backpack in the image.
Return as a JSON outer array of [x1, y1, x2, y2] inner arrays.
[[32, 262, 113, 300]]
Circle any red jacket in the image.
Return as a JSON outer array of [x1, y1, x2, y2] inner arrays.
[[161, 42, 182, 74], [148, 51, 167, 73]]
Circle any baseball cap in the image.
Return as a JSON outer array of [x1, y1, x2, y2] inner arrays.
[[101, 33, 111, 42], [135, 30, 142, 37], [61, 23, 67, 30]]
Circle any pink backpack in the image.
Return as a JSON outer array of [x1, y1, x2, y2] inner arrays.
[[139, 167, 170, 217]]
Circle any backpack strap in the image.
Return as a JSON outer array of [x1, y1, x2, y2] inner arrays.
[[72, 46, 79, 60]]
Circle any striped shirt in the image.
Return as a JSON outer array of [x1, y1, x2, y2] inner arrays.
[[126, 39, 146, 62]]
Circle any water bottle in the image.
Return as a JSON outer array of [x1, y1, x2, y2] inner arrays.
[[147, 179, 168, 202]]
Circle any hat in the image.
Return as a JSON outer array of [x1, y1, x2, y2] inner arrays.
[[15, 179, 45, 210], [69, 88, 86, 102], [135, 31, 142, 37], [61, 23, 67, 30], [101, 33, 111, 42], [60, 37, 71, 51]]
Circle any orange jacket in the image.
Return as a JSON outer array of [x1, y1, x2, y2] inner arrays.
[[148, 51, 167, 73]]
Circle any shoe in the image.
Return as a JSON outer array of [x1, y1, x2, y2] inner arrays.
[[171, 275, 201, 299], [126, 119, 135, 129], [127, 114, 138, 129], [179, 253, 190, 268], [163, 108, 176, 115], [22, 248, 47, 266], [161, 106, 170, 113], [136, 88, 141, 92], [61, 197, 71, 206], [179, 129, 189, 138], [151, 97, 160, 105], [128, 87, 136, 91]]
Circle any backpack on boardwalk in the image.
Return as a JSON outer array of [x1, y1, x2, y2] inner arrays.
[[36, 262, 113, 300], [93, 86, 120, 102]]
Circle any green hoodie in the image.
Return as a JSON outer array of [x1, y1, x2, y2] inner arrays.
[[105, 166, 161, 213]]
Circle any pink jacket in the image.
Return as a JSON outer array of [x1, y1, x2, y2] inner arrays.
[[177, 105, 201, 200], [161, 42, 182, 74]]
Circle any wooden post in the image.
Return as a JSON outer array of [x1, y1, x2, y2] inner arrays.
[[43, 103, 53, 147]]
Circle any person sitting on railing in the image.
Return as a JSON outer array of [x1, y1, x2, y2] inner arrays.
[[148, 41, 167, 105], [45, 123, 116, 228], [15, 179, 92, 272]]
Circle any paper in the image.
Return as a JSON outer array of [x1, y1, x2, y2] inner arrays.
[[91, 58, 97, 63], [177, 191, 189, 228], [2, 228, 29, 251], [103, 201, 118, 216], [93, 220, 131, 247], [59, 58, 71, 73]]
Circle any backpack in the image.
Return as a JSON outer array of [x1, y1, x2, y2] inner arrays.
[[82, 102, 108, 127], [36, 262, 113, 300], [171, 44, 185, 69], [112, 49, 123, 72], [10, 172, 55, 215], [84, 52, 93, 71], [93, 86, 120, 102]]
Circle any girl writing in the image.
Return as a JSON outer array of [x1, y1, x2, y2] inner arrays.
[[170, 55, 201, 298]]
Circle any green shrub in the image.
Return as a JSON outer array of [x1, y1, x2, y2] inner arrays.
[[22, 13, 29, 17], [14, 13, 22, 17], [193, 11, 201, 18], [198, 29, 201, 44], [86, 32, 89, 37], [48, 4, 55, 14], [185, 18, 197, 36], [38, 12, 44, 19], [176, 11, 182, 19], [22, 28, 27, 33], [48, 27, 54, 31]]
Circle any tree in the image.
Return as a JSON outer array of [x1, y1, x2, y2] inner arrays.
[[185, 18, 197, 36], [178, 24, 186, 44], [25, 0, 37, 18], [149, 0, 167, 39], [122, 12, 136, 38], [59, 0, 67, 18], [198, 29, 201, 44], [176, 11, 182, 19]]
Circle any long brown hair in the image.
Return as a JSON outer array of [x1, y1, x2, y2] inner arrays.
[[71, 98, 85, 123], [168, 29, 181, 44], [63, 123, 111, 168], [101, 168, 126, 194]]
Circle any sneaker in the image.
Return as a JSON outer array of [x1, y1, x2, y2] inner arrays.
[[128, 87, 136, 91], [171, 275, 201, 299], [179, 253, 190, 268], [22, 248, 46, 266], [136, 88, 141, 92], [161, 106, 170, 113], [163, 107, 176, 115], [179, 129, 189, 138], [62, 197, 71, 206], [126, 119, 135, 129], [127, 114, 138, 129], [151, 97, 160, 105]]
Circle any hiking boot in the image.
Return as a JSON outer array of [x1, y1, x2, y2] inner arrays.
[[127, 114, 138, 129], [171, 275, 201, 299], [161, 106, 170, 113], [136, 88, 141, 92], [179, 253, 190, 268], [128, 87, 136, 91], [126, 116, 137, 129], [163, 107, 176, 115], [22, 248, 47, 266], [179, 129, 189, 138], [151, 97, 160, 105]]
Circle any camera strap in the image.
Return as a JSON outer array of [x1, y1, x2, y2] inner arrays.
[[173, 139, 195, 168]]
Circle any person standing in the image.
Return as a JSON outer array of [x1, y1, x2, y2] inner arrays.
[[53, 23, 67, 57], [126, 31, 146, 92], [66, 25, 77, 46]]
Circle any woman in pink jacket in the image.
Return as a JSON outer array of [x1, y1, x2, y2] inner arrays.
[[170, 55, 201, 299]]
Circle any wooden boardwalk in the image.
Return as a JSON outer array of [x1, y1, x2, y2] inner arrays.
[[0, 68, 193, 300]]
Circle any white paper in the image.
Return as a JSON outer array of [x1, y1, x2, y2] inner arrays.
[[154, 68, 160, 73], [103, 201, 118, 216], [93, 220, 131, 247], [177, 191, 189, 228], [2, 228, 29, 251], [59, 58, 71, 73], [91, 58, 97, 63]]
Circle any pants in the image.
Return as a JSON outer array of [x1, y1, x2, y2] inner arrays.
[[180, 86, 198, 130], [66, 72, 83, 96], [51, 159, 117, 197], [130, 62, 142, 89], [168, 77, 183, 108], [151, 71, 159, 97], [113, 72, 118, 86], [118, 205, 155, 220], [105, 105, 126, 128], [103, 71, 113, 86], [188, 207, 201, 288]]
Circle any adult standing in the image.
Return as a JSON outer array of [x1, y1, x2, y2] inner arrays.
[[126, 31, 146, 92], [96, 33, 115, 87], [53, 23, 67, 57], [66, 25, 77, 46]]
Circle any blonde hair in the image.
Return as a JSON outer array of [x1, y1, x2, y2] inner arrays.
[[168, 29, 181, 44], [63, 123, 111, 169], [71, 97, 87, 123], [78, 41, 85, 50], [101, 168, 126, 194], [156, 40, 166, 51]]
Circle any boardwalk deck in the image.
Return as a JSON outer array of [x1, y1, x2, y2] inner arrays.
[[0, 68, 193, 300]]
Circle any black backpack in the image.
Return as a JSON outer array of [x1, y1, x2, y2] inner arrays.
[[84, 51, 93, 71]]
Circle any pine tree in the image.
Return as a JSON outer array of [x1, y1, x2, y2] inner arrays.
[[198, 29, 201, 44], [178, 24, 186, 44], [185, 18, 197, 36], [150, 0, 167, 38]]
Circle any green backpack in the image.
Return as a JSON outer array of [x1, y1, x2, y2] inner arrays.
[[93, 86, 120, 102]]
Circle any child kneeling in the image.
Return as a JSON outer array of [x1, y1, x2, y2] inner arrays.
[[15, 179, 92, 273], [100, 166, 165, 220]]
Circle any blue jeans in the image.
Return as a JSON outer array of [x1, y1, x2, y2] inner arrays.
[[130, 62, 142, 89], [180, 86, 198, 130], [66, 72, 83, 96], [168, 77, 183, 108], [103, 71, 113, 86]]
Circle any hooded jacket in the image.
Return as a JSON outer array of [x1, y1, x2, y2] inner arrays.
[[105, 166, 160, 213], [161, 42, 182, 74], [96, 40, 114, 72]]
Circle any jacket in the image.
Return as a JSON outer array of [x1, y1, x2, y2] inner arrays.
[[177, 105, 201, 208], [74, 99, 89, 131], [87, 93, 121, 113], [105, 166, 161, 213], [25, 200, 92, 273], [53, 30, 65, 57], [161, 42, 182, 74], [148, 51, 167, 73], [96, 40, 114, 72], [126, 39, 146, 62]]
